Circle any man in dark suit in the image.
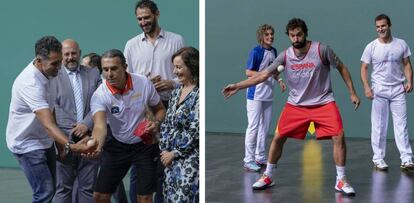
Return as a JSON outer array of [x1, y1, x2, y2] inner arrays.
[[49, 39, 101, 203]]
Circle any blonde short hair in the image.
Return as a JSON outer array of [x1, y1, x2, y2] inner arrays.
[[256, 24, 274, 44]]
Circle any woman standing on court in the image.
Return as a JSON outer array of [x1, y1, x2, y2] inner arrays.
[[243, 24, 286, 172], [159, 47, 199, 202]]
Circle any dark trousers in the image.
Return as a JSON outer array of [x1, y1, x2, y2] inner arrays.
[[113, 182, 128, 203], [129, 99, 168, 202], [129, 149, 164, 203], [55, 155, 98, 203]]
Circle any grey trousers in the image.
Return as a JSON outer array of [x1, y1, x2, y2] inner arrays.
[[54, 154, 98, 203]]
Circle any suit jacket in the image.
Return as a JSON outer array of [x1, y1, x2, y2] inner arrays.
[[49, 65, 101, 136]]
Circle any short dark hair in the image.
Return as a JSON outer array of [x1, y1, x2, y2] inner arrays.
[[172, 47, 199, 85], [135, 0, 158, 15], [101, 49, 126, 65], [35, 36, 62, 59], [83, 52, 102, 73], [375, 14, 392, 26], [285, 18, 308, 36], [256, 24, 274, 44], [83, 53, 101, 68]]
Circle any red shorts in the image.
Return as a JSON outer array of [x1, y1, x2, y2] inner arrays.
[[276, 102, 343, 140]]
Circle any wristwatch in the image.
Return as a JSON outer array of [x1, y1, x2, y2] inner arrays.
[[64, 141, 75, 156]]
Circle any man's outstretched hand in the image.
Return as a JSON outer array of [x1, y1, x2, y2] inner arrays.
[[222, 84, 239, 99]]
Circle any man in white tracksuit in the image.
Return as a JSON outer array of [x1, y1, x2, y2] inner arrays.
[[361, 13, 414, 171]]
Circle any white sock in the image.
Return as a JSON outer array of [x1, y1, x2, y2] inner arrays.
[[336, 165, 345, 179], [264, 163, 276, 178]]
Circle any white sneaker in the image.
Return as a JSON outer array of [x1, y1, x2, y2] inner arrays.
[[373, 160, 388, 171], [252, 174, 275, 190], [244, 162, 261, 172], [401, 159, 414, 170], [335, 177, 355, 196]]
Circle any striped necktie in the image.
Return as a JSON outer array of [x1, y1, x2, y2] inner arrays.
[[69, 70, 84, 122]]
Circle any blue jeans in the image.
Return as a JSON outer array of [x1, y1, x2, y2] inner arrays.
[[14, 146, 56, 203]]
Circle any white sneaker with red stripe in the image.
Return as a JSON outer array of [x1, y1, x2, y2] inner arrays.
[[252, 174, 274, 190], [335, 177, 355, 196]]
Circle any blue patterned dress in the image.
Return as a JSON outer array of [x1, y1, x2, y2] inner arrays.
[[160, 85, 199, 203]]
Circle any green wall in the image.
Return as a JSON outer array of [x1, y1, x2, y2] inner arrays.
[[0, 0, 198, 168], [206, 0, 414, 139]]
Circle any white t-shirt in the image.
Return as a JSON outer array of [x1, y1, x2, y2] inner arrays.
[[361, 37, 411, 86], [124, 29, 184, 101], [6, 61, 53, 154], [91, 73, 160, 144]]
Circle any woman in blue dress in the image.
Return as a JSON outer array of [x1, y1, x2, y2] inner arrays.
[[159, 47, 199, 203]]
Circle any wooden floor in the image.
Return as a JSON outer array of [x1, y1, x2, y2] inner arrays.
[[206, 134, 414, 203]]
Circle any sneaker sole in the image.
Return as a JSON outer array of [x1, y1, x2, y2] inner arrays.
[[400, 166, 414, 172], [244, 167, 261, 172], [252, 182, 275, 190], [255, 163, 266, 167], [255, 161, 267, 167], [373, 166, 388, 171], [335, 188, 356, 197]]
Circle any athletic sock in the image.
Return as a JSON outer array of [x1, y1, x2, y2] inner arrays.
[[336, 165, 346, 180], [264, 163, 276, 178]]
